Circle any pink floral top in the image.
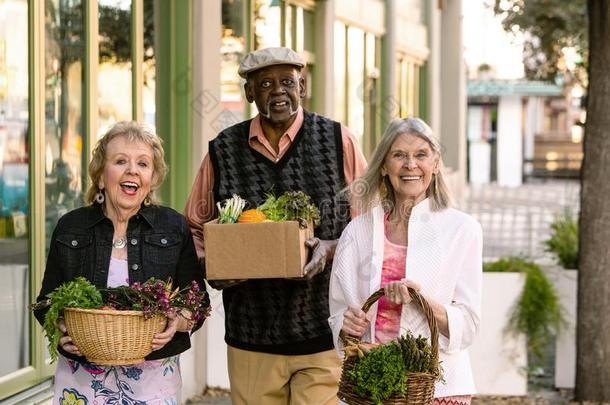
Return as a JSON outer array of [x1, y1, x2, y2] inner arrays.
[[374, 214, 407, 344]]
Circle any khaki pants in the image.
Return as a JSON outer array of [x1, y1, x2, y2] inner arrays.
[[227, 345, 342, 405]]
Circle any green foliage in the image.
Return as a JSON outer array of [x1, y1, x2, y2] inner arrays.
[[396, 331, 435, 374], [349, 341, 406, 404], [258, 191, 320, 228], [34, 277, 103, 362], [493, 0, 587, 85], [348, 332, 438, 404], [484, 257, 565, 364], [544, 210, 578, 269]]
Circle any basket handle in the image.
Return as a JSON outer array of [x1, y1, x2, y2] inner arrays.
[[343, 287, 439, 373]]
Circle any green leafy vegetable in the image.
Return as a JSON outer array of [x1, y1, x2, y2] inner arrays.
[[347, 332, 439, 404], [34, 277, 103, 362], [348, 341, 406, 404], [258, 191, 320, 228], [217, 194, 247, 224]]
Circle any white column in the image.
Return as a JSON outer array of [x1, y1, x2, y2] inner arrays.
[[523, 97, 538, 178], [191, 0, 221, 174], [426, 0, 441, 134], [189, 0, 223, 396], [497, 95, 523, 186], [380, 0, 397, 129], [467, 106, 491, 184], [439, 0, 466, 201]]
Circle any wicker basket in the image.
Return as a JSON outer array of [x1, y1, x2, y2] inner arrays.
[[337, 288, 440, 405], [64, 307, 167, 365]]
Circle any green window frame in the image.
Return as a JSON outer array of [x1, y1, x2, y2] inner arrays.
[[242, 0, 317, 118], [334, 21, 381, 158], [1, 0, 190, 400]]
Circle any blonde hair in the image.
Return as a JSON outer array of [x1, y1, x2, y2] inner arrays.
[[85, 121, 168, 205], [352, 117, 452, 213]]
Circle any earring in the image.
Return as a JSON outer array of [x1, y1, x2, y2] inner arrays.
[[143, 195, 152, 206], [379, 176, 388, 200], [95, 190, 105, 204]]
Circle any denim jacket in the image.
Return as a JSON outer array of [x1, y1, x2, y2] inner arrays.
[[34, 203, 207, 362]]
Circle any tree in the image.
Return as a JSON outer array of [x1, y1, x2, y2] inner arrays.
[[495, 1, 610, 400], [576, 1, 610, 401], [493, 0, 587, 85]]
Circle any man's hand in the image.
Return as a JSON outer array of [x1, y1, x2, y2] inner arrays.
[[207, 279, 246, 290], [302, 238, 337, 280]]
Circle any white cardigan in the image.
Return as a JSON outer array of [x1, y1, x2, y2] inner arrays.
[[328, 199, 482, 398]]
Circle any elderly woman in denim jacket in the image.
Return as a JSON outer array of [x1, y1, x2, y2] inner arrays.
[[34, 121, 207, 404], [329, 118, 482, 405]]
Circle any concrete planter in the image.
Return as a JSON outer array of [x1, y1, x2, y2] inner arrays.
[[541, 264, 578, 389], [470, 272, 527, 396], [554, 269, 578, 388]]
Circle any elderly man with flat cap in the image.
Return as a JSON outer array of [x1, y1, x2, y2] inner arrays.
[[185, 47, 366, 405]]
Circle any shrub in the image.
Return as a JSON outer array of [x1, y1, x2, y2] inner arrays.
[[544, 210, 578, 269], [484, 257, 565, 364]]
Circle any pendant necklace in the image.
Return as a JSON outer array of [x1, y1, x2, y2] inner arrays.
[[112, 237, 127, 249]]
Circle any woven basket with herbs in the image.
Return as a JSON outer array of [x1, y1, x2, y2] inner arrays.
[[32, 277, 209, 366], [337, 288, 440, 405]]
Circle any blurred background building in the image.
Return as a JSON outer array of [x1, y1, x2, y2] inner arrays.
[[463, 0, 585, 187], [0, 0, 467, 402]]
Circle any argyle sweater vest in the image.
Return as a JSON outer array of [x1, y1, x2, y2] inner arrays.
[[209, 111, 350, 354]]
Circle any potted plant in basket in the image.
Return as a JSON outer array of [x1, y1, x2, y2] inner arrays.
[[483, 257, 564, 370], [32, 277, 210, 365]]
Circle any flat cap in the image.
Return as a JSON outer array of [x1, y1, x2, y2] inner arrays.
[[238, 47, 306, 78]]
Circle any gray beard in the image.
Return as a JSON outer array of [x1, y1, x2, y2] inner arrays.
[[262, 99, 298, 120]]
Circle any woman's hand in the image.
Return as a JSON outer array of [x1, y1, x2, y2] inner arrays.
[[58, 320, 82, 356], [341, 306, 370, 338], [384, 279, 421, 305], [151, 311, 193, 351]]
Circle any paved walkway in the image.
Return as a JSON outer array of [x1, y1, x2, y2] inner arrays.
[[462, 180, 579, 261], [185, 390, 573, 404]]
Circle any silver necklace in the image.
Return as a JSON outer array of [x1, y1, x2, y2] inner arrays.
[[112, 237, 127, 249]]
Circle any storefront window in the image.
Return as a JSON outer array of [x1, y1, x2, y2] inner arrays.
[[347, 26, 365, 145], [254, 0, 281, 49], [333, 21, 346, 124], [98, 0, 133, 136], [334, 23, 379, 155], [0, 0, 30, 378], [143, 0, 155, 128], [396, 55, 422, 118], [303, 8, 314, 53], [45, 0, 86, 252], [220, 0, 247, 127], [397, 0, 424, 24]]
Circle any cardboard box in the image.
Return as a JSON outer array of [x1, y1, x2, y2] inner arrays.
[[203, 220, 314, 280]]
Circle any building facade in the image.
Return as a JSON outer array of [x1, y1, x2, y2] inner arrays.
[[0, 0, 465, 402], [467, 79, 582, 186]]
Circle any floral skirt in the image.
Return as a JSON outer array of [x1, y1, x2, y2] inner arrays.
[[53, 354, 181, 405]]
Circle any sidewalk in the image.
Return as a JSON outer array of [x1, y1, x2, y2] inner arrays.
[[186, 392, 572, 405]]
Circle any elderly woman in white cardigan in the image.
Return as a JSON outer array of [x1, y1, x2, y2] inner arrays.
[[328, 118, 482, 405]]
